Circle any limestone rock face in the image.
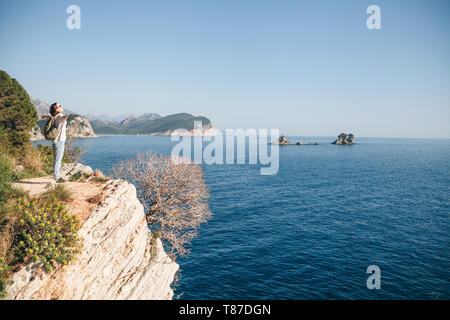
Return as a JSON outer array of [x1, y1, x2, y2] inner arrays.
[[60, 162, 94, 178], [66, 116, 97, 138], [5, 179, 179, 300], [332, 133, 354, 145]]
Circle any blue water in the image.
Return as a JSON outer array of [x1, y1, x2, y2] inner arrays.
[[35, 136, 450, 299]]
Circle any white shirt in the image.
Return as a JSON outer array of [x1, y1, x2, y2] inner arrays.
[[53, 113, 67, 143]]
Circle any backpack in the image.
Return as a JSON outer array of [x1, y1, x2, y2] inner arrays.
[[44, 116, 60, 140]]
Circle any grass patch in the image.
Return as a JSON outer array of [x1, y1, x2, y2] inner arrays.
[[69, 172, 83, 182], [20, 145, 43, 175], [40, 185, 73, 203], [82, 173, 92, 179], [93, 176, 109, 183], [69, 172, 92, 183]]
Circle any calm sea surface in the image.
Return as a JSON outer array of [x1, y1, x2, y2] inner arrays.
[[35, 136, 450, 299]]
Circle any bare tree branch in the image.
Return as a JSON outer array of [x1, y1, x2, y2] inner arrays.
[[112, 152, 212, 258]]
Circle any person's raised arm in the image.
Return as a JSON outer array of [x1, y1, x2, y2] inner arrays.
[[41, 114, 51, 120]]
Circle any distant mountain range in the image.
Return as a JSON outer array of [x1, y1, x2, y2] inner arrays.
[[90, 113, 213, 135], [83, 112, 160, 123], [30, 97, 214, 137], [30, 97, 76, 117]]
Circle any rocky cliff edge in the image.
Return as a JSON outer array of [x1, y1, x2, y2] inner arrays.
[[6, 164, 179, 300]]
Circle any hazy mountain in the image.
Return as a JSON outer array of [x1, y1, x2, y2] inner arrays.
[[119, 113, 161, 126], [30, 96, 76, 117], [138, 113, 161, 121], [91, 112, 213, 135], [84, 113, 137, 123]]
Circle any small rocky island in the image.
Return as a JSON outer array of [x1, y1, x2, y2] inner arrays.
[[271, 135, 319, 146], [332, 133, 354, 145], [271, 133, 355, 146]]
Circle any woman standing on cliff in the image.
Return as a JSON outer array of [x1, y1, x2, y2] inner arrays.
[[41, 103, 70, 183]]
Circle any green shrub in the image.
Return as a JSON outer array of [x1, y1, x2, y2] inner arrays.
[[0, 152, 13, 206], [82, 172, 91, 179], [0, 70, 37, 156], [15, 198, 81, 272], [70, 172, 92, 183], [93, 176, 109, 183], [69, 172, 82, 182]]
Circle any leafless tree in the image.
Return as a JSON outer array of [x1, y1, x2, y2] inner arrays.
[[112, 152, 212, 258]]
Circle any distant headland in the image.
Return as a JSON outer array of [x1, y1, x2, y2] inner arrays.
[[90, 112, 215, 136]]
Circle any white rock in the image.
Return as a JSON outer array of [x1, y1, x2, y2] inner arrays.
[[60, 162, 94, 178], [66, 116, 97, 138]]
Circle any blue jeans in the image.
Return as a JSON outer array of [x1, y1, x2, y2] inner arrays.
[[52, 141, 65, 180]]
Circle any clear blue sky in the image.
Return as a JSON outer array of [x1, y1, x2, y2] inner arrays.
[[1, 0, 449, 138]]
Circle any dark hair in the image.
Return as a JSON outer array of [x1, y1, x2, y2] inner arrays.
[[50, 103, 58, 116]]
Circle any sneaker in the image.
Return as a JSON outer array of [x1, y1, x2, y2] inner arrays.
[[55, 178, 67, 183]]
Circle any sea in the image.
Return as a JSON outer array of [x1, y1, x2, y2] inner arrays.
[[34, 135, 450, 299]]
